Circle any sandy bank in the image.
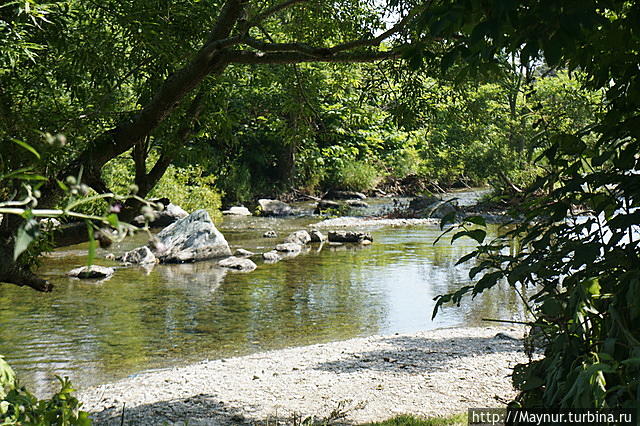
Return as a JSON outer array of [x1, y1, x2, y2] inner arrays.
[[80, 326, 527, 425], [312, 217, 440, 228]]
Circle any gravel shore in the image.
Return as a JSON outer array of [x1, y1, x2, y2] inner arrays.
[[80, 326, 527, 425], [312, 217, 440, 228]]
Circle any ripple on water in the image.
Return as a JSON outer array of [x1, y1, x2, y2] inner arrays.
[[0, 189, 529, 397]]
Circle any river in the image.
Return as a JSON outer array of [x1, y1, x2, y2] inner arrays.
[[0, 190, 530, 397]]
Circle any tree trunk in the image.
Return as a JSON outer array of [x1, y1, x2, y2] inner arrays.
[[0, 215, 53, 292]]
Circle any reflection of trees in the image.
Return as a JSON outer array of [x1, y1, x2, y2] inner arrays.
[[0, 222, 529, 397], [199, 244, 387, 352]]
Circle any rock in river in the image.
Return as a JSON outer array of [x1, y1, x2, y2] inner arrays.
[[152, 209, 232, 263], [262, 251, 282, 263], [309, 230, 327, 243], [222, 206, 252, 216], [328, 231, 373, 243], [218, 256, 257, 272], [284, 230, 311, 245], [118, 246, 156, 265], [275, 243, 302, 253], [133, 203, 188, 228], [323, 190, 367, 200], [235, 248, 255, 257], [346, 199, 369, 208], [316, 200, 341, 210], [258, 199, 292, 216], [408, 195, 440, 211], [68, 265, 114, 279]]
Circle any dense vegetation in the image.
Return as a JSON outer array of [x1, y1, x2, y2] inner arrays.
[[1, 0, 639, 421], [427, 0, 640, 413]]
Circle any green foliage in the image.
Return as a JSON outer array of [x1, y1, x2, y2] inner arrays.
[[0, 356, 90, 425], [101, 153, 222, 219], [428, 0, 640, 412], [150, 165, 222, 220], [324, 159, 380, 192], [364, 413, 467, 426]]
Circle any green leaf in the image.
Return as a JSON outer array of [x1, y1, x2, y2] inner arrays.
[[440, 211, 458, 230], [456, 251, 478, 265], [106, 213, 119, 228], [451, 229, 486, 244], [464, 215, 486, 227], [13, 217, 40, 260], [11, 138, 41, 160]]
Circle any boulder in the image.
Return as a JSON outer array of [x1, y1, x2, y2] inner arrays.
[[346, 199, 369, 208], [235, 248, 255, 257], [284, 230, 311, 245], [328, 230, 373, 243], [258, 199, 292, 216], [309, 230, 327, 243], [118, 246, 156, 265], [133, 203, 189, 228], [218, 256, 257, 272], [222, 206, 252, 216], [275, 243, 302, 252], [429, 202, 458, 219], [323, 190, 367, 200], [151, 209, 232, 263], [409, 195, 440, 211], [263, 230, 278, 238], [68, 265, 114, 279], [262, 251, 282, 263], [316, 200, 341, 210]]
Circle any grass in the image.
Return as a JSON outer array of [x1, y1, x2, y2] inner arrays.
[[364, 413, 468, 426]]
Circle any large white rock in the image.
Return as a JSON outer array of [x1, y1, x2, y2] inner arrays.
[[222, 206, 252, 216], [258, 199, 292, 216], [152, 209, 232, 263]]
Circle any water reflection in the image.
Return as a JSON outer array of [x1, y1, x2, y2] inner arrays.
[[0, 196, 528, 397]]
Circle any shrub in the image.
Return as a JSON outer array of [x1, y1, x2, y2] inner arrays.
[[102, 154, 223, 220], [324, 160, 380, 192], [1, 356, 90, 425]]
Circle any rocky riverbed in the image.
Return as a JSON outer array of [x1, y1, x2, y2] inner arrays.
[[80, 326, 527, 425]]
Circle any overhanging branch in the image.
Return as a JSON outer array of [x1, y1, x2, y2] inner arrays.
[[222, 50, 401, 64], [247, 0, 308, 27]]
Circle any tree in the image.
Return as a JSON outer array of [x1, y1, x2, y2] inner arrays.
[[0, 0, 420, 290], [422, 0, 640, 410]]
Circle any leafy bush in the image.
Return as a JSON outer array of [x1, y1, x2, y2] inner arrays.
[[102, 154, 223, 219], [1, 356, 90, 425], [149, 165, 222, 220], [324, 159, 380, 192]]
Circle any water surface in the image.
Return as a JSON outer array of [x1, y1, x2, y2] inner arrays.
[[0, 190, 529, 396]]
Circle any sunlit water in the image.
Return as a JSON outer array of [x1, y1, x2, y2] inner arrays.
[[0, 189, 531, 397]]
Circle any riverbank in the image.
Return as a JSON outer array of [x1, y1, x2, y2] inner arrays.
[[79, 326, 526, 425]]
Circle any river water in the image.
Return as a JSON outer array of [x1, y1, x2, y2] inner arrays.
[[0, 190, 530, 397]]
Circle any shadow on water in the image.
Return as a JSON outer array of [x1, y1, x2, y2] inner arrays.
[[0, 192, 529, 396]]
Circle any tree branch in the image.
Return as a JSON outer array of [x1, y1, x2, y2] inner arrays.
[[328, 7, 421, 53], [242, 6, 422, 57], [247, 0, 308, 27], [223, 50, 401, 64]]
